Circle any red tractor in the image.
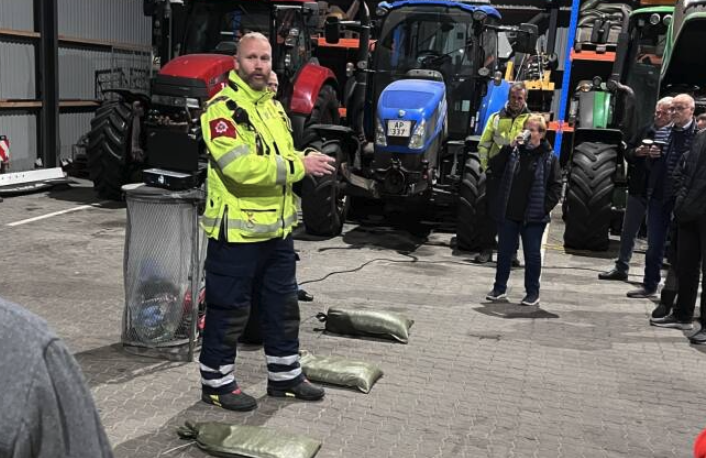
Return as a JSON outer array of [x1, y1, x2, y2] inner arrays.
[[86, 0, 342, 199]]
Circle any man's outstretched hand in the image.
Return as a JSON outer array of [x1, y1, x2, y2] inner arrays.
[[303, 152, 336, 177]]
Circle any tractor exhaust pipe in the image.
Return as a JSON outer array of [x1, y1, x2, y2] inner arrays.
[[349, 1, 371, 140]]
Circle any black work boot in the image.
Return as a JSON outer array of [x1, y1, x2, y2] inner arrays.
[[297, 289, 314, 302], [267, 379, 325, 401], [202, 387, 257, 411]]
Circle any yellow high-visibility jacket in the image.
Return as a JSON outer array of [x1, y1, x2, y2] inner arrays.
[[478, 105, 531, 169], [200, 71, 306, 243]]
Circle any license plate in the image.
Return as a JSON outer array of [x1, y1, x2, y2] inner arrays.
[[387, 120, 412, 137]]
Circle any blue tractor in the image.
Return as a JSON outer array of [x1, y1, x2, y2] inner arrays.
[[300, 0, 537, 247]]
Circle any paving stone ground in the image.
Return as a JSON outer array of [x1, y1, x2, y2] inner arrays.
[[1, 181, 705, 458]]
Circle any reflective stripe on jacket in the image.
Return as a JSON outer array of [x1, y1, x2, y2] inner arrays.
[[200, 71, 306, 243], [478, 105, 531, 169]]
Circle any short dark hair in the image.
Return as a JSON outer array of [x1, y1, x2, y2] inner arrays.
[[509, 82, 527, 95], [697, 113, 706, 122]]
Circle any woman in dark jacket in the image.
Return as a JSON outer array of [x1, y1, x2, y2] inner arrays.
[[484, 114, 562, 306]]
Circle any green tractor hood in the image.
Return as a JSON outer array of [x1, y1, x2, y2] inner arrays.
[[661, 0, 706, 91]]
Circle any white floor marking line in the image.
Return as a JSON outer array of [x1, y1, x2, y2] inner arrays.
[[539, 219, 551, 283], [6, 202, 108, 227]]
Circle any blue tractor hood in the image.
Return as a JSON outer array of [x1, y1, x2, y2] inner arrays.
[[377, 79, 447, 154]]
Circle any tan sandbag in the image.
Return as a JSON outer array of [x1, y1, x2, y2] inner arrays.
[[299, 350, 383, 394], [319, 307, 414, 343], [176, 422, 321, 458]]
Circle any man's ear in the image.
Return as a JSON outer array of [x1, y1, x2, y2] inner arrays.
[[233, 55, 240, 71]]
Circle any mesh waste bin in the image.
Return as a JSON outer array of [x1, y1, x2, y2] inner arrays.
[[122, 184, 205, 361]]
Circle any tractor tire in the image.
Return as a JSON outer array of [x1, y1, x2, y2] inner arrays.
[[86, 99, 135, 200], [301, 139, 345, 236], [563, 141, 617, 251], [455, 153, 486, 252], [296, 84, 340, 149]]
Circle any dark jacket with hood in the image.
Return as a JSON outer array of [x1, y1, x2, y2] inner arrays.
[[674, 130, 706, 222], [649, 119, 698, 202], [487, 139, 563, 224]]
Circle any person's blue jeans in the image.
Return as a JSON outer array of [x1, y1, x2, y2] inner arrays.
[[615, 194, 648, 274], [494, 219, 547, 296], [642, 198, 674, 292]]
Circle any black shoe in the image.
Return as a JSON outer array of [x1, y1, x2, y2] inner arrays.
[[297, 289, 314, 302], [689, 328, 706, 344], [650, 314, 694, 330], [599, 268, 628, 281], [520, 293, 540, 306], [474, 250, 493, 264], [202, 388, 257, 411], [627, 287, 657, 298], [651, 302, 672, 319], [267, 379, 325, 401], [486, 288, 508, 302]]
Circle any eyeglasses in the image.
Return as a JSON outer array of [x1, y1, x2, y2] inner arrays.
[[673, 105, 691, 112]]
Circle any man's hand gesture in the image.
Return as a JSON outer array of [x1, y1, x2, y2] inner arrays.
[[303, 152, 336, 177]]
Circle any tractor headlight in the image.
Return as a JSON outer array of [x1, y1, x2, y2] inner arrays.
[[185, 98, 200, 109], [408, 119, 427, 149], [375, 118, 387, 146], [649, 13, 661, 25], [663, 14, 673, 26]]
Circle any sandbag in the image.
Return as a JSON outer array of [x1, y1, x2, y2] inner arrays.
[[177, 422, 321, 458], [299, 350, 383, 394], [318, 307, 413, 343]]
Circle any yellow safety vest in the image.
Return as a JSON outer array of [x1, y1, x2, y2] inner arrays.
[[478, 106, 531, 169], [200, 71, 306, 243]]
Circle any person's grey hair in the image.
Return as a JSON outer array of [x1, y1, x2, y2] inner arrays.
[[509, 82, 527, 95], [236, 32, 270, 55], [656, 96, 673, 108], [674, 93, 696, 109]]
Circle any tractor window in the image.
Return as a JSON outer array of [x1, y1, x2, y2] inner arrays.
[[376, 7, 478, 79], [182, 0, 272, 55], [629, 16, 669, 67], [274, 8, 309, 76]]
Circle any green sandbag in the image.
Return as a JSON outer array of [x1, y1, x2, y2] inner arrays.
[[177, 422, 321, 458], [299, 350, 383, 394], [319, 307, 414, 343]]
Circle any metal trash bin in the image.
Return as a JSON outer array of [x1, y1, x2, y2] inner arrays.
[[122, 184, 204, 361]]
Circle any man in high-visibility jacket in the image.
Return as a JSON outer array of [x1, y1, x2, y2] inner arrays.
[[478, 83, 531, 169], [199, 32, 335, 411], [475, 83, 530, 264], [267, 71, 315, 303]]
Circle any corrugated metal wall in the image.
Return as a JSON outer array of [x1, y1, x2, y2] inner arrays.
[[0, 0, 150, 171], [58, 0, 151, 44], [0, 41, 36, 99], [0, 0, 34, 32]]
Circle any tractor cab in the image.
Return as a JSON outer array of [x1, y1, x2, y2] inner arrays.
[[622, 7, 674, 136], [660, 0, 706, 113], [178, 0, 320, 100], [371, 2, 500, 142]]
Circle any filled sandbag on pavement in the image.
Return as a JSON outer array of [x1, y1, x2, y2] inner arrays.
[[177, 422, 321, 458], [317, 307, 414, 343], [299, 350, 383, 394]]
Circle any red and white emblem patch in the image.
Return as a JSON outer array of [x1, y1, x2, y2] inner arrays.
[[209, 118, 237, 139]]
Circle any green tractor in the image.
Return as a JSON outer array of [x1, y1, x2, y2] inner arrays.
[[660, 0, 706, 110], [563, 5, 674, 251]]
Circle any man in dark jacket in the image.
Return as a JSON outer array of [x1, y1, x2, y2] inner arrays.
[[651, 128, 706, 339], [627, 94, 698, 298], [599, 97, 673, 281], [485, 114, 562, 306]]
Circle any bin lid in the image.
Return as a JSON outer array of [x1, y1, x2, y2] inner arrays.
[[122, 183, 204, 203]]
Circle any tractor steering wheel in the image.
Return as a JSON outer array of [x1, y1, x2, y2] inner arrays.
[[416, 49, 443, 66]]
